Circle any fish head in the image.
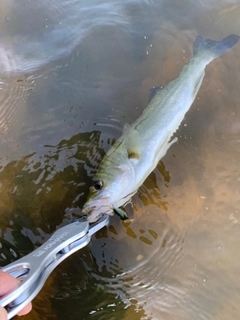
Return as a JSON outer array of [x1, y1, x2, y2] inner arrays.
[[82, 164, 135, 222]]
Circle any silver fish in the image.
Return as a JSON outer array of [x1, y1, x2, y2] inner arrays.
[[82, 34, 240, 222]]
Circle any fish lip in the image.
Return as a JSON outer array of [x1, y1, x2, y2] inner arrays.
[[82, 205, 95, 215], [83, 205, 113, 223], [82, 206, 99, 223], [82, 203, 112, 215]]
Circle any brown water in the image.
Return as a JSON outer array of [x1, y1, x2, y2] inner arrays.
[[0, 0, 240, 319]]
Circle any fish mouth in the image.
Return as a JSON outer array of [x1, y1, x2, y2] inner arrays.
[[82, 204, 113, 223], [81, 205, 93, 215]]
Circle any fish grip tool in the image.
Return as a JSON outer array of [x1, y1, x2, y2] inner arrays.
[[0, 213, 109, 319]]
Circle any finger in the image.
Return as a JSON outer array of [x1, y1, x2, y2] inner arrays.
[[0, 270, 20, 295], [0, 271, 32, 316], [0, 306, 7, 320], [17, 302, 32, 316]]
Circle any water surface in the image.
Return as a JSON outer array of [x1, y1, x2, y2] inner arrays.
[[0, 0, 240, 319]]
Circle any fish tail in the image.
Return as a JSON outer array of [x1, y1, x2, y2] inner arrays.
[[193, 34, 240, 60]]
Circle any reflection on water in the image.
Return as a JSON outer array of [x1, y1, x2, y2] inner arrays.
[[0, 0, 161, 75], [0, 131, 104, 235], [0, 76, 34, 135], [0, 0, 240, 319]]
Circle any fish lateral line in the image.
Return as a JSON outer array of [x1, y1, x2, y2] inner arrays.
[[82, 33, 240, 223]]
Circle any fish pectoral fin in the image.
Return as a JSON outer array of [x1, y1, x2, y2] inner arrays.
[[169, 136, 178, 146], [113, 207, 129, 220], [123, 123, 141, 160], [148, 86, 163, 102], [108, 164, 130, 174], [153, 137, 178, 167]]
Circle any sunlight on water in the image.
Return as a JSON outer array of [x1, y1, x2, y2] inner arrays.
[[0, 0, 240, 319], [0, 76, 34, 138], [0, 0, 159, 75]]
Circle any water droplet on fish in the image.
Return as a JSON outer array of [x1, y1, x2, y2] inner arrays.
[[136, 254, 143, 261]]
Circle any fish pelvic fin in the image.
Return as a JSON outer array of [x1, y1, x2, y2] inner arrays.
[[148, 86, 163, 102], [113, 207, 129, 220], [123, 123, 141, 160], [194, 34, 240, 60]]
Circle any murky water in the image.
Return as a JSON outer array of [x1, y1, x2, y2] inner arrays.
[[0, 0, 240, 319]]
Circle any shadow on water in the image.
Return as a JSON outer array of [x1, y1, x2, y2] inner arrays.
[[2, 126, 239, 320], [0, 131, 103, 237], [0, 129, 176, 320], [0, 0, 240, 319]]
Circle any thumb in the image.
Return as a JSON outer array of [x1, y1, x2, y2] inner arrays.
[[0, 307, 7, 320]]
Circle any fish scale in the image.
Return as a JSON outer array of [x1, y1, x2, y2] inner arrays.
[[82, 34, 240, 223]]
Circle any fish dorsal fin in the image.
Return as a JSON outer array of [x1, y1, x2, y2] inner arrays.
[[123, 123, 141, 160], [113, 207, 129, 220], [148, 86, 163, 102]]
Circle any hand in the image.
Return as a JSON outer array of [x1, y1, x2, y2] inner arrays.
[[0, 270, 32, 319]]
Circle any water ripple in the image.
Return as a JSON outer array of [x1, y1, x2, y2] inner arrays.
[[0, 0, 158, 75], [0, 76, 34, 134]]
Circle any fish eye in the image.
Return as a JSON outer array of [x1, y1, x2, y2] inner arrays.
[[92, 180, 103, 192]]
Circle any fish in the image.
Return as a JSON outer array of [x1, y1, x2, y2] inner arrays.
[[82, 34, 240, 223]]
